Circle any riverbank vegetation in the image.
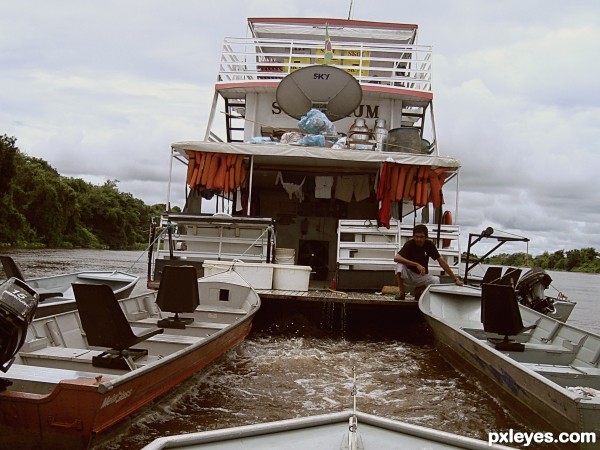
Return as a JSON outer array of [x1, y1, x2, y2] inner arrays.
[[1, 134, 165, 249], [476, 248, 600, 274]]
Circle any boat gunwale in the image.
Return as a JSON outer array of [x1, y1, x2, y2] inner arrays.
[[419, 285, 600, 405], [142, 410, 510, 450]]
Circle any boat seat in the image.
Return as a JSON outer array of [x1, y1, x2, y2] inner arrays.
[[481, 266, 502, 285], [481, 283, 535, 352], [155, 265, 199, 329], [521, 363, 585, 376], [498, 268, 522, 288], [0, 256, 63, 301], [72, 283, 163, 370]]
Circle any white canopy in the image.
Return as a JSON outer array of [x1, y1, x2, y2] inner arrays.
[[171, 141, 460, 172]]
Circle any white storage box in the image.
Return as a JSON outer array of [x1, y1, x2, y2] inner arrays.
[[202, 261, 273, 289], [272, 264, 311, 291]]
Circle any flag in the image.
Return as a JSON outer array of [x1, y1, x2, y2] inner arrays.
[[324, 23, 333, 64]]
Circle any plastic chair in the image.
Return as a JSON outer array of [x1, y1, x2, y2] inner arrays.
[[481, 283, 535, 351], [156, 265, 199, 329], [73, 283, 163, 369]]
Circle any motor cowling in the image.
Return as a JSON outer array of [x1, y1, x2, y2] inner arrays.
[[0, 277, 39, 372], [516, 267, 555, 315]]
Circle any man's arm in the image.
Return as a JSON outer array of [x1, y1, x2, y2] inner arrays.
[[394, 253, 426, 275], [436, 257, 464, 286]]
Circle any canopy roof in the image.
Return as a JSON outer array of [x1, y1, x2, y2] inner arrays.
[[248, 18, 418, 45], [172, 141, 460, 172]]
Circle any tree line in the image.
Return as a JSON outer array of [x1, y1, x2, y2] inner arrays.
[[0, 134, 166, 249], [470, 248, 600, 274]]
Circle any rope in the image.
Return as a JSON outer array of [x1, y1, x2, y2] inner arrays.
[[494, 228, 531, 262], [125, 222, 175, 274], [237, 224, 276, 260]]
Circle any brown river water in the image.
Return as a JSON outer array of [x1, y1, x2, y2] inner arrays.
[[1, 249, 599, 449]]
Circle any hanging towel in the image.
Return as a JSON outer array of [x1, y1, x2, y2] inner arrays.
[[315, 176, 334, 199], [353, 175, 371, 202], [334, 176, 354, 202]]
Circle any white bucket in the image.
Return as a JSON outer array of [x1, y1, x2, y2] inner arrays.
[[274, 248, 295, 265], [272, 264, 311, 291], [202, 261, 273, 289]]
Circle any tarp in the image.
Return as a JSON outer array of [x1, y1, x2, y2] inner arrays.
[[171, 141, 461, 172]]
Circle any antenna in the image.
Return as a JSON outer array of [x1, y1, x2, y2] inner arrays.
[[348, 0, 354, 19]]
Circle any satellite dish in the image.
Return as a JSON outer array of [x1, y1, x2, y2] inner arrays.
[[276, 65, 362, 121]]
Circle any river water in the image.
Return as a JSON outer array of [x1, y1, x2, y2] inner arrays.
[[1, 249, 599, 449]]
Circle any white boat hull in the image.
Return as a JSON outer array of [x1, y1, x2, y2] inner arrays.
[[0, 270, 259, 450], [419, 284, 600, 445], [142, 410, 511, 450]]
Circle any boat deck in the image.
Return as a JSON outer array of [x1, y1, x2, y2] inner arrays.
[[256, 288, 418, 307]]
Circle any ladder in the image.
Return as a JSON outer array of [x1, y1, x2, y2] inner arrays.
[[224, 98, 246, 143]]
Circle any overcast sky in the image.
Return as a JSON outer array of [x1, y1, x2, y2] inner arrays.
[[2, 0, 599, 256]]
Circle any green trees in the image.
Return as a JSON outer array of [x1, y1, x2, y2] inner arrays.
[[0, 134, 165, 249], [482, 248, 600, 273]]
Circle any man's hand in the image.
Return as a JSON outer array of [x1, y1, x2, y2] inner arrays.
[[415, 263, 426, 275]]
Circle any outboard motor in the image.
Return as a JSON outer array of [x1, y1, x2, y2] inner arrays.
[[0, 278, 39, 386], [516, 267, 555, 315]]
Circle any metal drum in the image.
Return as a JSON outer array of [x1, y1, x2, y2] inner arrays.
[[384, 127, 421, 153]]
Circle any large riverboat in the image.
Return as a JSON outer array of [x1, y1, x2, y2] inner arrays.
[[148, 17, 462, 303]]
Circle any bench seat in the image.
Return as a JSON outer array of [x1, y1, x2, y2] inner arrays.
[[4, 363, 105, 385]]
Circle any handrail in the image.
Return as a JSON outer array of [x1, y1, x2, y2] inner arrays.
[[217, 37, 432, 92]]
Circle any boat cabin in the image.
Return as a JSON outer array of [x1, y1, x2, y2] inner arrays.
[[149, 18, 461, 292]]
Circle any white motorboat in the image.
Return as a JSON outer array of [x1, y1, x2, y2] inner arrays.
[[141, 410, 511, 450], [142, 367, 511, 450], [0, 255, 139, 317], [419, 282, 600, 447], [0, 266, 260, 450]]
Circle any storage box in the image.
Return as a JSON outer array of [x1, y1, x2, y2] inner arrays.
[[202, 261, 273, 289], [272, 264, 311, 291]]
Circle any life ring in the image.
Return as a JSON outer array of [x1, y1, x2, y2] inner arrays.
[[442, 210, 452, 248]]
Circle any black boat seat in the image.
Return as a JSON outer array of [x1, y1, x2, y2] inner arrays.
[[481, 283, 535, 351], [72, 283, 163, 370], [481, 266, 502, 285], [0, 255, 63, 302], [155, 265, 199, 329], [498, 268, 522, 288]]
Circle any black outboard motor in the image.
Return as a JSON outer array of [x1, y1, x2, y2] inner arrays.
[[0, 278, 39, 385], [516, 267, 555, 315]]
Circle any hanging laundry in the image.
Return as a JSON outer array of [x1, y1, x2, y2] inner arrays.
[[335, 175, 371, 202], [276, 171, 306, 202], [314, 176, 334, 199]]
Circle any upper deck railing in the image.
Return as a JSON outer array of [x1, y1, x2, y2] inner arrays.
[[218, 37, 432, 92]]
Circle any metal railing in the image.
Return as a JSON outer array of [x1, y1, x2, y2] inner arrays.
[[218, 37, 432, 92]]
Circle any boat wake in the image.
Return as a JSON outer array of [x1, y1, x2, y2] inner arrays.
[[94, 332, 531, 449]]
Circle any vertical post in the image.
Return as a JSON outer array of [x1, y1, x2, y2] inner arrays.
[[266, 227, 272, 263]]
